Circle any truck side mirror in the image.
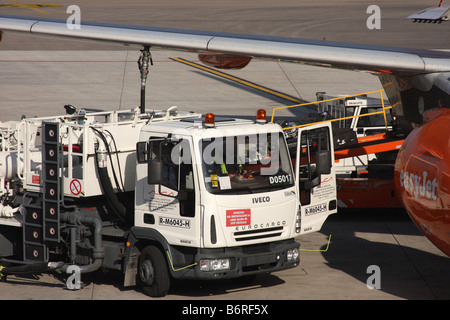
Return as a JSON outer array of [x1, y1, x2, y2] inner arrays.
[[148, 159, 162, 185], [136, 141, 148, 163], [316, 150, 331, 175]]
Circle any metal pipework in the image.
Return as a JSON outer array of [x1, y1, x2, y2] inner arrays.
[[60, 210, 105, 274]]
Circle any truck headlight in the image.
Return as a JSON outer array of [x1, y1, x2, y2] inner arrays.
[[199, 258, 231, 271], [287, 248, 299, 261]]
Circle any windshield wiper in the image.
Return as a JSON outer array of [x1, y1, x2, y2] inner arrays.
[[214, 187, 254, 194], [250, 184, 294, 193]]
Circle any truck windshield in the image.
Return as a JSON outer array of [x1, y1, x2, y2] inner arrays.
[[200, 132, 294, 194]]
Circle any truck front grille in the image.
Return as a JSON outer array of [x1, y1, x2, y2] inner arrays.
[[234, 226, 283, 242]]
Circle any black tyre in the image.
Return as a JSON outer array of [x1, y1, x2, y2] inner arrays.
[[138, 246, 171, 297]]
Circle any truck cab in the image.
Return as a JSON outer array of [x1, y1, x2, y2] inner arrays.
[[131, 111, 336, 295]]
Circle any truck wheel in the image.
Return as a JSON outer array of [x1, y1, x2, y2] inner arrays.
[[138, 246, 171, 297]]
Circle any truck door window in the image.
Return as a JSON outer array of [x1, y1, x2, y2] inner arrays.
[[147, 137, 196, 217], [176, 140, 195, 217], [146, 138, 178, 190], [298, 127, 331, 205]]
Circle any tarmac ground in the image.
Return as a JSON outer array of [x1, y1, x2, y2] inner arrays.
[[0, 209, 449, 301]]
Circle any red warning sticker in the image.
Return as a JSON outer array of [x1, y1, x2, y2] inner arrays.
[[31, 175, 40, 185], [226, 209, 251, 227]]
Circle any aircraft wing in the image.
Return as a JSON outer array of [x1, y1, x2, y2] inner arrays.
[[0, 15, 450, 74], [1, 15, 450, 128]]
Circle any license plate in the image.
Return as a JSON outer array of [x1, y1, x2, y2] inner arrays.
[[159, 217, 191, 229], [305, 203, 327, 216]]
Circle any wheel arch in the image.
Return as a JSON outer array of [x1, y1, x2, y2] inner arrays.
[[128, 227, 173, 274]]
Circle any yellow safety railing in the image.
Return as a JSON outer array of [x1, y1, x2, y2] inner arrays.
[[271, 90, 399, 132]]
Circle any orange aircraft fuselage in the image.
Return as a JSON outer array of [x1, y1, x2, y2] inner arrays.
[[395, 108, 450, 256]]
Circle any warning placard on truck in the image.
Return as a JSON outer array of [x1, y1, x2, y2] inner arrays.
[[226, 209, 251, 227]]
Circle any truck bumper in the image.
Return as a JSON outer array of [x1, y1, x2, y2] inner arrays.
[[168, 239, 300, 280]]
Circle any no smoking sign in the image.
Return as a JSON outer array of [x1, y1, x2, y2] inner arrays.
[[70, 179, 82, 196]]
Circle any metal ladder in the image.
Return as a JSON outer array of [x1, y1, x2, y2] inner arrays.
[[22, 122, 62, 262]]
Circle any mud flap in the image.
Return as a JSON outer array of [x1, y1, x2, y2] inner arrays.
[[123, 246, 139, 287]]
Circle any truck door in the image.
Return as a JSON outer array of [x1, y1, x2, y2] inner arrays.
[[136, 135, 199, 246], [145, 136, 196, 217], [295, 122, 337, 235]]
